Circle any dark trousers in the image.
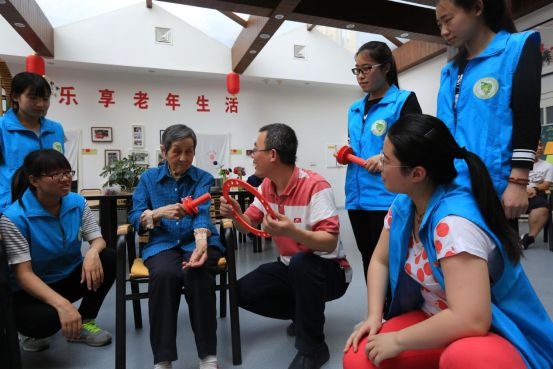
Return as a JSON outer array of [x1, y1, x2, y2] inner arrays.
[[237, 252, 349, 355], [12, 248, 116, 338], [144, 246, 222, 363], [348, 210, 387, 280]]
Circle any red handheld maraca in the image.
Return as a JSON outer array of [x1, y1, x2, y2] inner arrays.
[[182, 193, 211, 216], [335, 145, 366, 166]]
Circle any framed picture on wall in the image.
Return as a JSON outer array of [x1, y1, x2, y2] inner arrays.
[[156, 150, 164, 166], [104, 149, 121, 167], [128, 149, 150, 165], [91, 127, 113, 142], [160, 129, 166, 144], [132, 125, 145, 148]]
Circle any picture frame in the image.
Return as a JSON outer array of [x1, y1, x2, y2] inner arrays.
[[128, 149, 150, 165], [132, 124, 145, 148], [104, 149, 121, 167], [160, 129, 166, 144], [91, 127, 113, 143], [156, 149, 164, 166]]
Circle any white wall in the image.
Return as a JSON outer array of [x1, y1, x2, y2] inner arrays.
[[398, 54, 447, 115], [244, 26, 357, 86], [53, 3, 231, 74], [6, 62, 361, 206]]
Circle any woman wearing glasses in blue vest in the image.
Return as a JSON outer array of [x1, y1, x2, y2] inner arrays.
[[346, 41, 422, 279], [436, 0, 541, 220], [0, 149, 114, 353], [343, 114, 553, 369]]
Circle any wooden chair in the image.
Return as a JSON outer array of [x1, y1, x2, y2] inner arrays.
[[115, 219, 241, 368], [0, 234, 22, 369]]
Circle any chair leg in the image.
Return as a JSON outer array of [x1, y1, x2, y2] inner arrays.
[[219, 273, 227, 318], [116, 237, 127, 369], [228, 274, 242, 365], [130, 281, 143, 329]]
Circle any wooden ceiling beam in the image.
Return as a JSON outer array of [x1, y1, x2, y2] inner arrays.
[[393, 39, 446, 73], [231, 0, 302, 73], [158, 0, 444, 42], [220, 11, 248, 28], [384, 35, 403, 48], [156, 0, 273, 17], [0, 0, 54, 57]]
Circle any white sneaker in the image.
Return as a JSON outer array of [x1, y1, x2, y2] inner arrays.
[[154, 361, 172, 369], [19, 334, 51, 352], [199, 355, 218, 369]]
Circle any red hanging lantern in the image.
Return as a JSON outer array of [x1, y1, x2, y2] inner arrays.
[[226, 72, 240, 95], [25, 54, 45, 76]]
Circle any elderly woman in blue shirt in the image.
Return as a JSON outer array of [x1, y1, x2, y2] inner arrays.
[[128, 124, 223, 369]]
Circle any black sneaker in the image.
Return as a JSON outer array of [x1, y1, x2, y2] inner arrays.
[[288, 343, 330, 369], [286, 322, 296, 336], [520, 233, 535, 250]]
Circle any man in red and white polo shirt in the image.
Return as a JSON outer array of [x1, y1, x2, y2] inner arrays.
[[220, 123, 351, 369]]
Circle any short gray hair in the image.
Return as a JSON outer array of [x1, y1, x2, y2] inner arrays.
[[162, 124, 197, 152], [259, 123, 297, 166]]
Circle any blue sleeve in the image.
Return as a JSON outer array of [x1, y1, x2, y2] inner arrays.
[[191, 171, 214, 230], [128, 173, 152, 233]]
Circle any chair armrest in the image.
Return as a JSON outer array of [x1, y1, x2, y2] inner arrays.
[[117, 224, 132, 236], [222, 218, 233, 230]]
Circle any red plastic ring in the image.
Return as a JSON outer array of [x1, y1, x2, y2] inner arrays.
[[222, 178, 275, 238]]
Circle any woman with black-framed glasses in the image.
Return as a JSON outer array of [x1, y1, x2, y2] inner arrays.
[[0, 149, 115, 353], [346, 41, 422, 282]]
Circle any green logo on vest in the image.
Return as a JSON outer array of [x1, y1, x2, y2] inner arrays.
[[473, 77, 499, 99], [53, 142, 63, 152], [371, 120, 387, 136]]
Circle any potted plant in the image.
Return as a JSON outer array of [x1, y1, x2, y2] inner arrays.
[[100, 153, 148, 193]]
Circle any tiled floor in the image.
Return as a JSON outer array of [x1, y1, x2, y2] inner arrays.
[[18, 213, 553, 369]]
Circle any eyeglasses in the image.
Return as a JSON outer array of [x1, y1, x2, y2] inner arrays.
[[249, 148, 273, 157], [379, 152, 411, 168], [41, 170, 75, 181], [351, 64, 382, 75]]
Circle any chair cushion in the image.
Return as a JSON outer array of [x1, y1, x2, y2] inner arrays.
[[129, 258, 149, 278], [129, 257, 227, 279]]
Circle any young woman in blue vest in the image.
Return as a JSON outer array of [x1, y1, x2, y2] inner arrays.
[[343, 114, 553, 369], [436, 0, 541, 220], [346, 41, 422, 279], [0, 72, 66, 211], [0, 149, 114, 352]]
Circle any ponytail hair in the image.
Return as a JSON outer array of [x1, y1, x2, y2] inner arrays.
[[11, 149, 72, 208], [356, 41, 399, 87], [387, 114, 521, 264]]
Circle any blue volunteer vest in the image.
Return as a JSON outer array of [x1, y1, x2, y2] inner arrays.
[[437, 30, 540, 195], [4, 189, 84, 290], [0, 108, 65, 211], [388, 185, 553, 369], [346, 84, 411, 210]]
